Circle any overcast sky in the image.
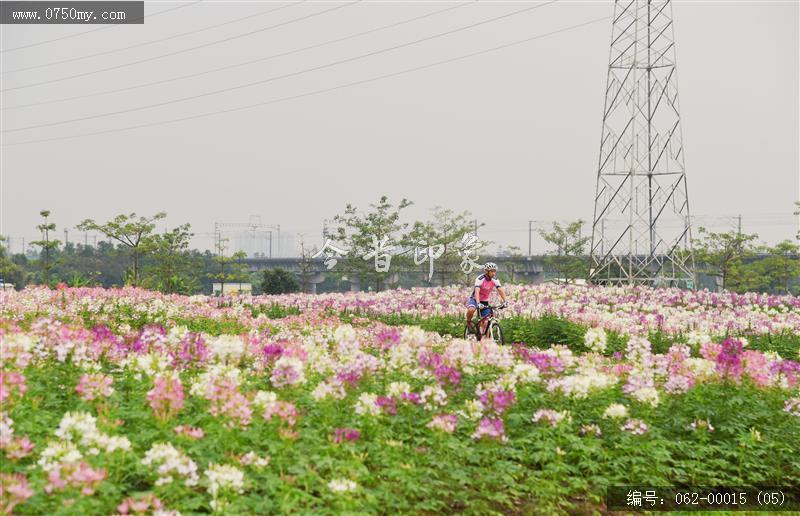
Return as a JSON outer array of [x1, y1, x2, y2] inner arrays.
[[1, 0, 798, 257]]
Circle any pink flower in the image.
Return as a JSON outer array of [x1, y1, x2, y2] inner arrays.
[[45, 462, 106, 496], [117, 493, 164, 514], [206, 378, 252, 428], [331, 427, 361, 443], [0, 473, 34, 514], [3, 436, 35, 460], [147, 375, 185, 422], [472, 417, 508, 443], [0, 372, 27, 406], [621, 418, 649, 435], [427, 414, 458, 433], [173, 425, 205, 440], [75, 373, 114, 402]]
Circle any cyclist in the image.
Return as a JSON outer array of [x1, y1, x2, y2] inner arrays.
[[466, 262, 507, 336]]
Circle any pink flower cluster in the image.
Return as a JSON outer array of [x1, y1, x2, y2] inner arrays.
[[332, 427, 361, 443], [207, 378, 252, 428], [117, 493, 166, 514], [0, 473, 34, 514], [75, 373, 114, 402], [472, 417, 508, 443], [427, 414, 458, 433], [173, 425, 205, 440], [147, 375, 185, 422], [44, 461, 107, 496], [0, 372, 26, 407]]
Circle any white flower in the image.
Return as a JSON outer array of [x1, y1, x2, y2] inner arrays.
[[456, 399, 484, 421], [205, 463, 245, 497], [387, 381, 412, 398], [630, 386, 660, 407], [328, 478, 358, 493], [311, 380, 346, 401], [208, 335, 245, 364], [420, 385, 448, 410], [603, 403, 628, 419], [354, 393, 381, 416], [584, 327, 607, 354], [38, 441, 83, 472], [142, 443, 199, 487]]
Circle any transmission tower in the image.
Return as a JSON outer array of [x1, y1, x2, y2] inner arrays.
[[589, 0, 695, 287]]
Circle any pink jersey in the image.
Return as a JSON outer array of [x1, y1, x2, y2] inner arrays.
[[473, 273, 502, 302]]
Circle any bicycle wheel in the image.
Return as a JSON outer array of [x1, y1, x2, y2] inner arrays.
[[489, 321, 505, 344], [464, 323, 478, 341]]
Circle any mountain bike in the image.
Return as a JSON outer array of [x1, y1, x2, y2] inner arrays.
[[464, 303, 506, 344]]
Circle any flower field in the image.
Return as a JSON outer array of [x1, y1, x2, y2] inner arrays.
[[1, 285, 799, 514]]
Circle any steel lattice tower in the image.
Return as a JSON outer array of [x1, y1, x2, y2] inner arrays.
[[589, 0, 695, 287]]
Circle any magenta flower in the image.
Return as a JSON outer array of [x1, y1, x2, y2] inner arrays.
[[332, 427, 361, 443]]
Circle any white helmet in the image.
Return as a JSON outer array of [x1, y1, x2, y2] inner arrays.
[[483, 262, 497, 271]]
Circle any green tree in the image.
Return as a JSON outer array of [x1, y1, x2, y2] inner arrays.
[[144, 223, 195, 294], [0, 236, 24, 288], [734, 240, 800, 294], [30, 210, 61, 285], [77, 212, 166, 286], [405, 207, 487, 286], [260, 268, 300, 295], [693, 227, 758, 291], [332, 195, 413, 291], [297, 235, 318, 293], [210, 236, 249, 296], [538, 220, 590, 283]]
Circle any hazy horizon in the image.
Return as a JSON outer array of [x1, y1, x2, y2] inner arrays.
[[2, 0, 798, 257]]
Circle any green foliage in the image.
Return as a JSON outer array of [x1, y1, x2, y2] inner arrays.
[[30, 209, 61, 285], [260, 268, 300, 295], [538, 220, 590, 283], [332, 195, 413, 291], [77, 212, 167, 287], [143, 223, 196, 294], [693, 227, 759, 291]]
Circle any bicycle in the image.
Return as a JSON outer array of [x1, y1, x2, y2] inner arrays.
[[463, 303, 506, 344]]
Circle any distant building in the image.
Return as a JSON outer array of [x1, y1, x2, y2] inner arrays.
[[211, 282, 252, 296]]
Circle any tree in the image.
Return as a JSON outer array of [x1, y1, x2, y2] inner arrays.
[[144, 223, 195, 294], [693, 227, 758, 291], [332, 195, 413, 291], [260, 268, 300, 295], [733, 240, 800, 294], [538, 220, 590, 283], [405, 207, 487, 286], [297, 235, 317, 293], [794, 201, 800, 241], [504, 245, 524, 283], [77, 212, 166, 286], [0, 236, 24, 288], [210, 236, 249, 296], [30, 210, 61, 285]]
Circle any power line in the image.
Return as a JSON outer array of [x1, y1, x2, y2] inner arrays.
[[4, 1, 558, 133], [3, 2, 472, 111], [2, 15, 607, 147], [1, 2, 302, 74], [1, 1, 360, 92], [0, 2, 203, 53]]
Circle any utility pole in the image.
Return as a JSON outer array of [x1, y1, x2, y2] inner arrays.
[[528, 220, 532, 257], [64, 228, 69, 247], [737, 214, 742, 236]]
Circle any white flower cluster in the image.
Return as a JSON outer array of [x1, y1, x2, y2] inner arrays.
[[387, 381, 412, 398], [208, 335, 246, 364], [141, 442, 199, 487], [271, 356, 307, 388], [630, 386, 660, 407], [584, 327, 607, 354], [328, 478, 358, 493], [685, 331, 711, 349], [311, 380, 347, 402], [420, 385, 448, 410], [124, 351, 173, 378], [354, 393, 381, 416], [53, 411, 131, 456], [602, 403, 628, 419], [546, 369, 617, 399], [189, 364, 242, 397], [38, 440, 83, 472], [252, 390, 278, 412], [205, 463, 245, 497], [457, 399, 485, 421]]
